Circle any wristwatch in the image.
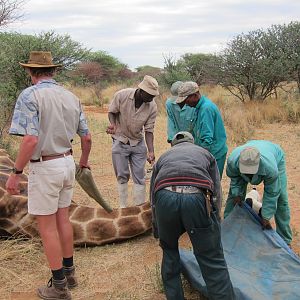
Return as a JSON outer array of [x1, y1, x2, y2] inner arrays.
[[12, 167, 23, 174]]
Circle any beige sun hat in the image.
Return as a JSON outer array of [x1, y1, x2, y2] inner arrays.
[[138, 75, 159, 96], [19, 51, 62, 68], [171, 131, 194, 146], [176, 81, 199, 103], [239, 147, 260, 174]]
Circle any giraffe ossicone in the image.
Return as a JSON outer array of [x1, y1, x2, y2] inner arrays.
[[0, 149, 152, 246]]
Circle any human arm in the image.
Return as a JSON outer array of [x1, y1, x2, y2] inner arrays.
[[106, 92, 120, 135], [79, 133, 92, 168], [145, 131, 155, 164], [208, 155, 222, 214], [226, 158, 247, 200], [260, 172, 280, 221], [197, 107, 215, 152], [106, 112, 117, 134], [6, 135, 38, 195], [149, 162, 159, 238], [144, 104, 157, 164], [166, 101, 177, 143]]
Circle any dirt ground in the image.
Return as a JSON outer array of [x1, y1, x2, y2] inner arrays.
[[1, 108, 300, 300]]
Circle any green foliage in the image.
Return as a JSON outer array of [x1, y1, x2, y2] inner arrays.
[[84, 50, 126, 82], [277, 22, 300, 92], [160, 54, 191, 87], [218, 23, 300, 102], [0, 31, 89, 139], [160, 53, 220, 89], [178, 53, 220, 85]]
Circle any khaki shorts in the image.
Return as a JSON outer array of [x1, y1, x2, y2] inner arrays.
[[28, 156, 75, 215]]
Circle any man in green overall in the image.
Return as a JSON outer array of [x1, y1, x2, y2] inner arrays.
[[224, 140, 292, 246]]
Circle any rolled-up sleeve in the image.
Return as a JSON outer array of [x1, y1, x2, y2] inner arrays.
[[9, 90, 39, 136], [108, 92, 121, 114], [77, 104, 90, 136], [144, 104, 157, 133]]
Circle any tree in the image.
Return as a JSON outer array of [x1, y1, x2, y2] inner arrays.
[[277, 22, 300, 93], [178, 53, 220, 85], [0, 31, 89, 138], [160, 53, 191, 86], [218, 29, 288, 101], [84, 51, 126, 82], [0, 0, 26, 27]]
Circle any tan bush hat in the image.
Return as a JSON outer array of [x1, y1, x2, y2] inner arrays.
[[239, 147, 260, 174], [176, 81, 199, 103], [138, 75, 159, 96], [171, 131, 194, 146], [19, 51, 62, 68]]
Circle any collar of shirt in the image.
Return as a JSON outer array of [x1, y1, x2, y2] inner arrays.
[[195, 95, 205, 109], [36, 79, 58, 85]]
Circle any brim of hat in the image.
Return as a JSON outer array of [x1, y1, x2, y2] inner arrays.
[[138, 83, 159, 96], [19, 62, 62, 68], [239, 163, 259, 174], [175, 95, 188, 104]]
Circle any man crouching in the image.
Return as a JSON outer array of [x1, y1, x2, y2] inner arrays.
[[150, 131, 235, 300]]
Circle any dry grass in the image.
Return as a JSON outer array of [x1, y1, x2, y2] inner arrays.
[[0, 237, 44, 299], [1, 83, 300, 299]]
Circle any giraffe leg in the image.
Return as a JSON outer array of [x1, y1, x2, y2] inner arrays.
[[133, 183, 146, 206], [117, 182, 128, 208]]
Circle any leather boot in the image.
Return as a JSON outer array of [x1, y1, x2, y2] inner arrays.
[[37, 277, 71, 300], [117, 182, 128, 208], [64, 266, 78, 289], [133, 183, 146, 205]]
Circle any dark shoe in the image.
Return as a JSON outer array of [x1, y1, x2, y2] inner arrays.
[[64, 266, 78, 289], [37, 277, 71, 300]]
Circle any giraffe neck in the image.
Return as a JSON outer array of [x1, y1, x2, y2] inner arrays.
[[0, 149, 152, 246]]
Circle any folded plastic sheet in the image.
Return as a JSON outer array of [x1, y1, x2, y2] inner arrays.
[[180, 204, 300, 300]]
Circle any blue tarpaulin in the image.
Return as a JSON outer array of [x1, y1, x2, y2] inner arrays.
[[180, 204, 300, 300]]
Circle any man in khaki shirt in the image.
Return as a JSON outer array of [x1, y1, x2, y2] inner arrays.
[[106, 75, 158, 207], [6, 51, 91, 300]]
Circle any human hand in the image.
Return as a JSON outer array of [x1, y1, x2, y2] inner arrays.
[[106, 124, 116, 135], [79, 161, 91, 169], [147, 152, 155, 165], [5, 174, 21, 195], [261, 218, 272, 230]]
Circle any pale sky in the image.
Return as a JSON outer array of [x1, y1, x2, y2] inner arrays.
[[8, 0, 300, 69]]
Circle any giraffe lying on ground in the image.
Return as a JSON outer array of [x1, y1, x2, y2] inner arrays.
[[0, 149, 152, 246]]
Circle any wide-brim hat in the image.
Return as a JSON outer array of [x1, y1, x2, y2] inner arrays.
[[19, 51, 62, 68], [239, 147, 260, 174], [176, 81, 199, 103], [138, 75, 159, 96]]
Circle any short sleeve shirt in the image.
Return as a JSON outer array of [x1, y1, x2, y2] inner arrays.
[[10, 79, 89, 159], [108, 88, 157, 146]]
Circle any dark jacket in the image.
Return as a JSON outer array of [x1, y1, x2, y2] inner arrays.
[[150, 141, 221, 236]]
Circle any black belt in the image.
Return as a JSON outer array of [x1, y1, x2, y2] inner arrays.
[[30, 150, 72, 163]]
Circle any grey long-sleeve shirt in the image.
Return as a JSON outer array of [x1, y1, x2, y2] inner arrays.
[[150, 141, 222, 212]]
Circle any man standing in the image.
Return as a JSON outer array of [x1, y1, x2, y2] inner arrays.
[[165, 81, 195, 143], [6, 51, 92, 300], [106, 75, 158, 208], [177, 82, 227, 178], [224, 140, 292, 246], [150, 131, 235, 300]]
